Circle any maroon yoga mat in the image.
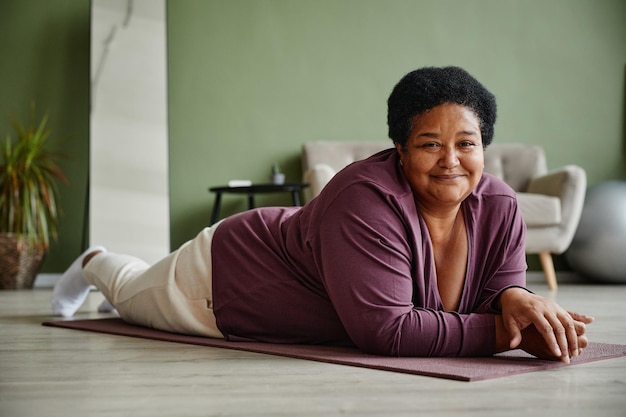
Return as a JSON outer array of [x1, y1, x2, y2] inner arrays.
[[43, 318, 626, 382]]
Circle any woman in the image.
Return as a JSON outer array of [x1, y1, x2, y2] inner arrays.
[[53, 66, 592, 361]]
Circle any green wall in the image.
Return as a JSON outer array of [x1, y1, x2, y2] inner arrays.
[[0, 0, 90, 273], [1, 0, 625, 272]]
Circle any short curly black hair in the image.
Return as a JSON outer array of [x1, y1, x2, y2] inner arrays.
[[387, 66, 497, 148]]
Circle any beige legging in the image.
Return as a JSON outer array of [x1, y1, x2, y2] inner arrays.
[[83, 224, 224, 339]]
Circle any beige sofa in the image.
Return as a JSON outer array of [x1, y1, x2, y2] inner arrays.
[[302, 141, 586, 289]]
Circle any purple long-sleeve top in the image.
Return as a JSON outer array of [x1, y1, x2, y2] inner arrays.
[[211, 149, 527, 357]]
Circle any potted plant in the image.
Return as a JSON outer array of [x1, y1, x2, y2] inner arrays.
[[270, 162, 285, 185], [0, 108, 66, 289]]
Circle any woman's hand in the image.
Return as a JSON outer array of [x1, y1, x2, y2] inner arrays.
[[495, 287, 594, 363], [515, 320, 589, 361]]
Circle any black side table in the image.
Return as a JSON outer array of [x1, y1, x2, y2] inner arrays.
[[208, 183, 310, 224]]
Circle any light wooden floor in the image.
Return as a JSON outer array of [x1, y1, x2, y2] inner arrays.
[[1, 282, 625, 417]]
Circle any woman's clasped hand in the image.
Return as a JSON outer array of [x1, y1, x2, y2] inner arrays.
[[496, 287, 594, 363]]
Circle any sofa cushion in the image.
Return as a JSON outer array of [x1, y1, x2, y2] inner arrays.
[[516, 193, 561, 227]]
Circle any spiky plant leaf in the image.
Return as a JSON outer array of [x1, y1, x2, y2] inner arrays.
[[0, 107, 67, 251]]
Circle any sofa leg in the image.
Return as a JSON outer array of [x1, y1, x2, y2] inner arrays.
[[539, 251, 558, 290]]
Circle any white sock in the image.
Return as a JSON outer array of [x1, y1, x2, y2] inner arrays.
[[97, 298, 117, 314], [51, 246, 107, 317]]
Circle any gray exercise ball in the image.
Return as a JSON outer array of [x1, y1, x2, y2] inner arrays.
[[566, 181, 626, 283]]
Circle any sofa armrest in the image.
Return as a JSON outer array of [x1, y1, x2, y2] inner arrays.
[[303, 164, 337, 203], [527, 165, 586, 204], [526, 165, 587, 253]]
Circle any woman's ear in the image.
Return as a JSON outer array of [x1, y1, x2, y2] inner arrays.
[[395, 142, 407, 165]]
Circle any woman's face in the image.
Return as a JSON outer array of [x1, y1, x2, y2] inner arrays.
[[396, 103, 484, 211]]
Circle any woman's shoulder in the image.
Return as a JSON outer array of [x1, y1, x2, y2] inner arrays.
[[466, 173, 521, 220], [330, 148, 408, 195], [305, 149, 412, 224], [474, 172, 517, 200]]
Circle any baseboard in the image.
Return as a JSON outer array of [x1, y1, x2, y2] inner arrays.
[[34, 273, 62, 288]]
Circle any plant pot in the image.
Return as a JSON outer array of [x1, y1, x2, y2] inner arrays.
[[0, 233, 45, 290], [271, 173, 286, 185]]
